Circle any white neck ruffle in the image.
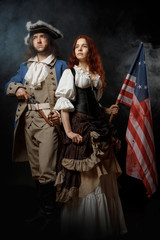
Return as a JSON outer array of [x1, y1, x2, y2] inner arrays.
[[25, 54, 55, 89]]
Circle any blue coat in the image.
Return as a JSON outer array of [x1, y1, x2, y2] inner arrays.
[[5, 59, 67, 95], [5, 59, 67, 162]]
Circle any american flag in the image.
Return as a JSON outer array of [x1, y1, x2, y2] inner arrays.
[[117, 42, 158, 196]]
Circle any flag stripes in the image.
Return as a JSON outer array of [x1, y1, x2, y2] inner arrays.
[[117, 74, 136, 106], [126, 125, 157, 195], [116, 42, 158, 196], [126, 95, 157, 196], [126, 129, 154, 195]]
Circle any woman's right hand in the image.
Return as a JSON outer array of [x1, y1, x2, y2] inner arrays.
[[66, 131, 83, 144]]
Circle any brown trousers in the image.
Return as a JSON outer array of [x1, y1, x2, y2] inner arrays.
[[24, 110, 59, 183]]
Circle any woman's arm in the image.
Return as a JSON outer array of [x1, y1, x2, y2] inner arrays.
[[61, 110, 82, 144]]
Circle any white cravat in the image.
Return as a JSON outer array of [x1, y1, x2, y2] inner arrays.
[[25, 54, 55, 89]]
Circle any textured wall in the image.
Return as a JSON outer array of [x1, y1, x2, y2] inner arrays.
[[1, 0, 159, 188]]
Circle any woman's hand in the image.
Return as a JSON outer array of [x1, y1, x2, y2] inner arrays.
[[60, 109, 82, 143], [105, 104, 119, 116], [66, 131, 83, 144]]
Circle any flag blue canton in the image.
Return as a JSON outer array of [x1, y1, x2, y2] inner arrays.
[[128, 43, 149, 102]]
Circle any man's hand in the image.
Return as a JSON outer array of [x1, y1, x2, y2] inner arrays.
[[16, 87, 29, 100], [48, 111, 60, 125]]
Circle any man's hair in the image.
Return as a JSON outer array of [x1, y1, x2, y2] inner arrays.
[[23, 33, 62, 61]]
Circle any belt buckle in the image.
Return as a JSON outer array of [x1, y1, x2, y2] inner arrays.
[[35, 103, 39, 110], [27, 103, 31, 110]]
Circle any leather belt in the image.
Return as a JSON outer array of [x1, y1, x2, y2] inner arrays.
[[28, 103, 50, 111], [26, 97, 62, 140]]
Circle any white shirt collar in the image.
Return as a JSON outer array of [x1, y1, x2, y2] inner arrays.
[[25, 54, 55, 89]]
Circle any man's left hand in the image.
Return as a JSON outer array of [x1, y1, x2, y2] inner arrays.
[[48, 111, 61, 125]]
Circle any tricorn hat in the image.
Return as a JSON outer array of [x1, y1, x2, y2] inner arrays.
[[24, 20, 63, 45]]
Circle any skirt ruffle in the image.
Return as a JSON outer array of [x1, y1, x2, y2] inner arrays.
[[55, 112, 122, 203], [60, 178, 128, 239]]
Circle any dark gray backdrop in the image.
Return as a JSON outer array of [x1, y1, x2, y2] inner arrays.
[[1, 0, 159, 185], [0, 0, 160, 237]]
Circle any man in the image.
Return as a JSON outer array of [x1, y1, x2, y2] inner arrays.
[[5, 20, 67, 226]]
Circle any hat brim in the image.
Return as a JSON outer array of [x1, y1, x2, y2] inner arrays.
[[29, 26, 62, 39], [24, 25, 63, 45]]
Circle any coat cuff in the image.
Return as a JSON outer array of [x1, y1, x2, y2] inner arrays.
[[7, 82, 26, 96]]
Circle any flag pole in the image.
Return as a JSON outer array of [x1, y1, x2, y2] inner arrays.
[[109, 43, 144, 124]]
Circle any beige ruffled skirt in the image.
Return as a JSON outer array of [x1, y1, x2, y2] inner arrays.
[[60, 175, 127, 239], [54, 112, 127, 238]]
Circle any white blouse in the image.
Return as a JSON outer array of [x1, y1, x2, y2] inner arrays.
[[54, 65, 103, 112]]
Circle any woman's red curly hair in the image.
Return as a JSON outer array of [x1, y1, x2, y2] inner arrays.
[[67, 35, 106, 89]]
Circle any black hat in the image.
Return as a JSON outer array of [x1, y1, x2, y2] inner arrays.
[[24, 20, 63, 45]]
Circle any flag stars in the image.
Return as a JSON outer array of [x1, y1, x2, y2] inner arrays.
[[136, 84, 148, 90], [138, 61, 146, 65], [137, 85, 142, 89]]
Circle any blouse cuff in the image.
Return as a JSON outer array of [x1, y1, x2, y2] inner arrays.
[[54, 97, 75, 112]]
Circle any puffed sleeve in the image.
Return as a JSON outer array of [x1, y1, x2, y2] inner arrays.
[[54, 69, 76, 112], [92, 74, 103, 101]]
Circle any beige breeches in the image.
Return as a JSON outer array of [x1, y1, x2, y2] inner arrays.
[[24, 111, 59, 183]]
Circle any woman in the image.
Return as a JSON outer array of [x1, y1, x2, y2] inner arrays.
[[54, 35, 127, 239]]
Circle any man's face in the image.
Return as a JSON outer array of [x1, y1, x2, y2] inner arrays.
[[32, 33, 49, 53]]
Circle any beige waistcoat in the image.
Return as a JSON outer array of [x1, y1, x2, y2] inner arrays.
[[8, 59, 59, 162]]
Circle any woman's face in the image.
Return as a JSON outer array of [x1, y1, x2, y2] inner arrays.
[[75, 38, 88, 62]]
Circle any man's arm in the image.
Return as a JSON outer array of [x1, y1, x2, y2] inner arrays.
[[5, 63, 28, 96]]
